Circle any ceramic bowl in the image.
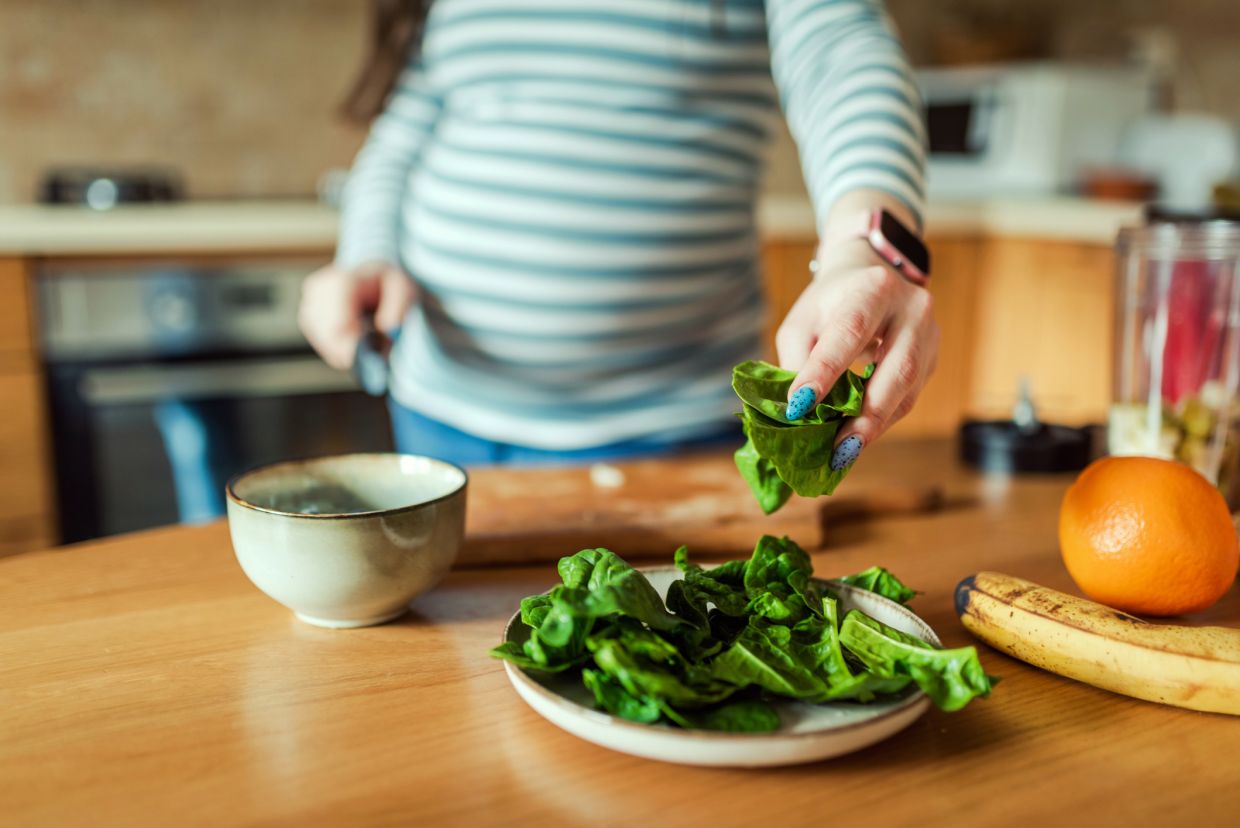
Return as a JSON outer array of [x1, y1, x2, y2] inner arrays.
[[226, 453, 467, 628]]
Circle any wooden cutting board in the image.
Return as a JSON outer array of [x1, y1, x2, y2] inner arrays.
[[459, 452, 941, 566]]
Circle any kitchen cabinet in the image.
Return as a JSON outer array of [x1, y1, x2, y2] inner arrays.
[[967, 238, 1115, 423], [0, 257, 56, 555]]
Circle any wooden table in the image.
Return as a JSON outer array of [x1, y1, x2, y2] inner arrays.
[[3, 439, 1238, 826]]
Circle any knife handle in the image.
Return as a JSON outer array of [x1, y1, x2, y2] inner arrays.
[[353, 316, 391, 397]]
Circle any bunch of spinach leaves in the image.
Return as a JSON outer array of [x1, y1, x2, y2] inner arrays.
[[492, 536, 996, 732], [732, 360, 874, 514]]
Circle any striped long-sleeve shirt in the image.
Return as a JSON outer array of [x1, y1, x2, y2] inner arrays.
[[337, 0, 925, 449]]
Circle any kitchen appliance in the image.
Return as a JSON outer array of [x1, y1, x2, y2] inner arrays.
[[1109, 215, 1240, 508], [959, 378, 1094, 473], [38, 260, 393, 543], [918, 63, 1154, 198], [39, 168, 183, 209]]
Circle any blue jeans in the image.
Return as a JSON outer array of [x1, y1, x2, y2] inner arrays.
[[388, 400, 741, 467]]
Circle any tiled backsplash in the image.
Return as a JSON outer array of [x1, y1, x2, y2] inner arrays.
[[0, 0, 368, 203], [2, 0, 1236, 204]]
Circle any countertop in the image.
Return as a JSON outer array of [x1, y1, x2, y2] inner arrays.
[[0, 196, 1144, 256], [3, 439, 1237, 826]]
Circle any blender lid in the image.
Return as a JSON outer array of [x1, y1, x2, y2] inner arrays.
[[1119, 214, 1240, 259], [1144, 205, 1240, 224]]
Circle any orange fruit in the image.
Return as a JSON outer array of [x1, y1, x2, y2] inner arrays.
[[1059, 456, 1239, 616]]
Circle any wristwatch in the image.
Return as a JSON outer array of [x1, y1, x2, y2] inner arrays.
[[813, 208, 932, 286]]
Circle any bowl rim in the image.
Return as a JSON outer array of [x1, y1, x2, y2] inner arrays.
[[225, 452, 468, 521]]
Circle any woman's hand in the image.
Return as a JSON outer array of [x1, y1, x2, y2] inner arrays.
[[298, 260, 416, 371], [775, 237, 939, 470]]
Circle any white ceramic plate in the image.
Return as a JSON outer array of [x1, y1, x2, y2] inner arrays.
[[501, 567, 939, 767]]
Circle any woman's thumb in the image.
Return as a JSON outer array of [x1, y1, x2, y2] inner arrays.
[[373, 268, 416, 333]]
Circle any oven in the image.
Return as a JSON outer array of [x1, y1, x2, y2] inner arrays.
[[37, 259, 392, 543]]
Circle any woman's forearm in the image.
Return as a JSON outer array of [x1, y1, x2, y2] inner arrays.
[[766, 0, 926, 235], [819, 187, 921, 251], [335, 61, 442, 270]]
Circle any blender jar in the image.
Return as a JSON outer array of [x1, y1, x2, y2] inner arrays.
[[1110, 218, 1240, 509]]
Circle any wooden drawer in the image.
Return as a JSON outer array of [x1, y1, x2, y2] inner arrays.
[[0, 257, 35, 356], [0, 350, 56, 556], [0, 514, 54, 557]]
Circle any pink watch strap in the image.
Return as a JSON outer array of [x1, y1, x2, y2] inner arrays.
[[814, 209, 928, 286]]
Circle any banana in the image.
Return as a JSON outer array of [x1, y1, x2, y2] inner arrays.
[[956, 571, 1240, 715]]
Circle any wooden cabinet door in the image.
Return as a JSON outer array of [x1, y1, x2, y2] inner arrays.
[[0, 257, 55, 555], [967, 239, 1114, 425], [0, 369, 56, 555], [0, 257, 35, 354]]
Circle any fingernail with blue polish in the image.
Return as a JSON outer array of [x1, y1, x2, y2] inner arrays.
[[830, 434, 864, 471], [785, 385, 816, 420]]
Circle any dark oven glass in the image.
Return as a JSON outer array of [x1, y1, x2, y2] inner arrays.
[[46, 355, 392, 542]]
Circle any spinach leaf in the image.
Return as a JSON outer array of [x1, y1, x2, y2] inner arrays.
[[839, 566, 919, 605], [743, 535, 821, 623], [708, 619, 829, 698], [672, 700, 781, 733], [744, 414, 847, 497], [572, 548, 683, 632], [818, 362, 873, 417], [839, 610, 997, 712], [516, 587, 595, 671], [673, 546, 749, 617], [731, 359, 799, 422], [489, 640, 564, 672], [582, 668, 663, 724], [519, 593, 553, 628], [792, 597, 877, 702], [588, 622, 735, 707], [493, 548, 683, 672], [676, 547, 746, 592], [665, 546, 748, 659], [731, 360, 873, 513], [733, 439, 793, 515]]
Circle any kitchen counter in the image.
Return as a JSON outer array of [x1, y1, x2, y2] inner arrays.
[[3, 439, 1237, 826], [0, 195, 1144, 256], [0, 200, 339, 256], [760, 194, 1145, 243]]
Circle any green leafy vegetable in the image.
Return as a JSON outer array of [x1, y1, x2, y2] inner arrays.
[[671, 700, 782, 732], [733, 440, 793, 515], [839, 566, 919, 604], [732, 360, 873, 514], [491, 536, 996, 731], [582, 668, 662, 724], [839, 610, 999, 712]]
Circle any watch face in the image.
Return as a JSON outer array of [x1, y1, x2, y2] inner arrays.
[[880, 210, 931, 275]]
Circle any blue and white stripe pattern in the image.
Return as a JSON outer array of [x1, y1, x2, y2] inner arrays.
[[337, 0, 924, 449]]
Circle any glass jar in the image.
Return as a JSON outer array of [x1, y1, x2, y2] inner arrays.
[[1110, 218, 1240, 509]]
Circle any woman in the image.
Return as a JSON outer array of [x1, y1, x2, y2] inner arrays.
[[300, 0, 937, 470]]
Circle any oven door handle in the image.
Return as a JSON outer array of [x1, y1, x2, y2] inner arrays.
[[77, 355, 361, 405]]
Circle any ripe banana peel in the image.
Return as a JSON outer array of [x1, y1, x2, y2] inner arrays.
[[956, 571, 1240, 715]]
